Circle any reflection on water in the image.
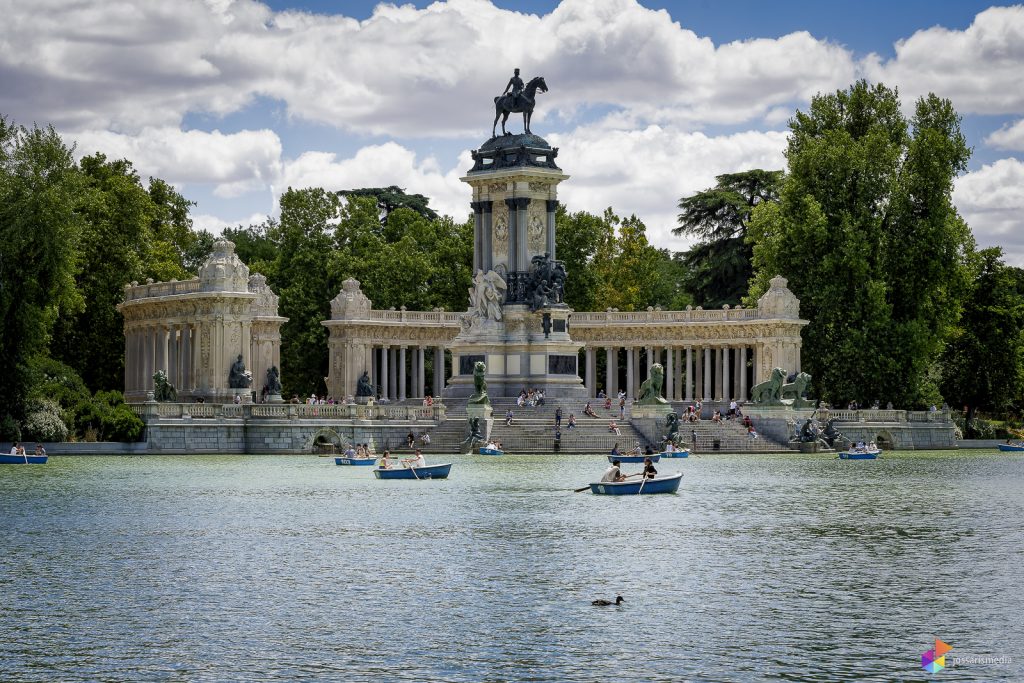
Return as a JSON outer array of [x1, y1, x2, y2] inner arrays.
[[1, 451, 1022, 681]]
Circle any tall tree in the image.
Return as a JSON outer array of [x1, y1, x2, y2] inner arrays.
[[273, 187, 342, 397], [939, 248, 1024, 422], [338, 185, 439, 225], [0, 118, 84, 431], [555, 204, 614, 312], [593, 212, 664, 311], [675, 170, 781, 308], [748, 81, 974, 407]]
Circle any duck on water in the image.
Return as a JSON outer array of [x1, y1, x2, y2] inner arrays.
[[592, 595, 625, 606]]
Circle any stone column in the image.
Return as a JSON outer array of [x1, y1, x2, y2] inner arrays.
[[685, 346, 693, 401], [471, 201, 484, 273], [505, 197, 519, 273], [191, 322, 202, 394], [546, 199, 558, 259], [722, 346, 731, 401], [703, 346, 711, 400], [626, 347, 634, 399], [739, 346, 748, 400], [515, 197, 530, 272], [605, 347, 615, 398], [417, 347, 426, 400], [481, 201, 493, 272], [387, 347, 396, 400], [434, 346, 444, 397], [666, 346, 674, 402], [371, 346, 379, 394], [634, 348, 643, 396], [140, 326, 151, 391], [399, 346, 407, 401]]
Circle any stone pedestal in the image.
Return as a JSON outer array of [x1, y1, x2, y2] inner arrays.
[[268, 393, 283, 404], [466, 403, 494, 444]]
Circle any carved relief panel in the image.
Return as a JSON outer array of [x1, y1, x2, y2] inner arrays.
[[492, 203, 509, 270]]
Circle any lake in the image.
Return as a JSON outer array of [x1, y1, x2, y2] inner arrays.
[[1, 451, 1022, 681]]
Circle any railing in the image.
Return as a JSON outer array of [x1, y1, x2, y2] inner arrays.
[[130, 402, 446, 422], [123, 278, 203, 301], [571, 307, 763, 325], [334, 308, 464, 325]]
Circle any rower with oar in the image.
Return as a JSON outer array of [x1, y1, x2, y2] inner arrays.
[[574, 457, 654, 492]]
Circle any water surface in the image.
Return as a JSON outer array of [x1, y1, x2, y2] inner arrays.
[[1, 451, 1022, 681]]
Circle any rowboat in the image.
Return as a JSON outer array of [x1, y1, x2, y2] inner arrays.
[[334, 456, 377, 466], [608, 454, 660, 463], [659, 450, 689, 458], [479, 447, 504, 455], [0, 454, 48, 465], [373, 463, 452, 480], [589, 472, 682, 495], [997, 443, 1024, 452], [839, 449, 880, 460]]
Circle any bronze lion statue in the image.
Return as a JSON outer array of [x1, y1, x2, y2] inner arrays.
[[750, 367, 785, 404], [636, 363, 667, 405], [468, 361, 490, 405]]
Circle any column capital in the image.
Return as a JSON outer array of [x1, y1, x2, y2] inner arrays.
[[471, 201, 485, 214], [507, 196, 531, 210], [545, 199, 559, 212]]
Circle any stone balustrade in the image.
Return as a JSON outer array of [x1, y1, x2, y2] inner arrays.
[[123, 278, 203, 301], [571, 307, 761, 324], [131, 402, 447, 422]]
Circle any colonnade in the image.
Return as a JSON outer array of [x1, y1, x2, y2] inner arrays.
[[124, 322, 201, 397], [367, 344, 447, 401], [581, 344, 755, 401]]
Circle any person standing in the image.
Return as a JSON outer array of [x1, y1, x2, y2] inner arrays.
[[553, 428, 562, 453], [691, 429, 698, 452], [555, 406, 563, 428]]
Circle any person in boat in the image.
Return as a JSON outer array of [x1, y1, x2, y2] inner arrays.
[[641, 457, 657, 479], [601, 459, 625, 483], [35, 444, 46, 456], [610, 443, 621, 456], [644, 445, 654, 455], [379, 450, 392, 469], [664, 441, 675, 454], [355, 444, 365, 457], [344, 444, 356, 458], [402, 449, 426, 469], [10, 442, 20, 455], [485, 440, 498, 451]]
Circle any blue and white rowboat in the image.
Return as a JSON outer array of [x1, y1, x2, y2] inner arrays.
[[0, 454, 47, 465], [589, 472, 682, 495], [998, 443, 1024, 452], [659, 450, 689, 458], [335, 456, 377, 466], [373, 463, 452, 480], [479, 447, 504, 455], [608, 454, 660, 464], [838, 449, 881, 460]]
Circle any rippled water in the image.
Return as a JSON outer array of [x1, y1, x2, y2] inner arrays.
[[1, 451, 1022, 681]]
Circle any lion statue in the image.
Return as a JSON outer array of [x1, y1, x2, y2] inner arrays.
[[153, 370, 177, 402], [636, 362, 668, 405], [467, 361, 490, 405], [750, 367, 785, 404], [781, 371, 811, 401]]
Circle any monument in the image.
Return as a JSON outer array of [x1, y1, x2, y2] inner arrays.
[[445, 71, 585, 398]]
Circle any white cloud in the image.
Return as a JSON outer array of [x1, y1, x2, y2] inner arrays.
[[1, 0, 856, 136], [279, 142, 469, 220], [864, 5, 1024, 116], [985, 119, 1024, 151], [551, 126, 789, 250], [70, 127, 282, 196], [192, 212, 270, 235], [954, 158, 1024, 266]]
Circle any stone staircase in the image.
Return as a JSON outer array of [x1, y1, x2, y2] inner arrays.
[[384, 396, 790, 455]]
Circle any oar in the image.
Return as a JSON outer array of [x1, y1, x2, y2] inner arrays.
[[573, 484, 591, 493], [638, 473, 647, 494]]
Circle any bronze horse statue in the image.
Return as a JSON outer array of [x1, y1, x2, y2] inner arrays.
[[493, 76, 548, 137]]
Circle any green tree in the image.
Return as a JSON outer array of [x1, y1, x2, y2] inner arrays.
[[0, 118, 84, 431], [748, 81, 974, 407], [338, 185, 439, 225], [594, 212, 663, 311], [939, 248, 1024, 422], [555, 204, 613, 312], [675, 170, 782, 307], [51, 154, 157, 392], [273, 187, 342, 397]]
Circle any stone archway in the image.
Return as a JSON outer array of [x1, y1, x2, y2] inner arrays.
[[308, 427, 344, 455], [875, 430, 894, 450]]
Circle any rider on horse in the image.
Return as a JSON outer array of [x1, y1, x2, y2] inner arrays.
[[503, 68, 524, 108]]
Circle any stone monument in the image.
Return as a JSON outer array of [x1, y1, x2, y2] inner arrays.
[[445, 75, 585, 398]]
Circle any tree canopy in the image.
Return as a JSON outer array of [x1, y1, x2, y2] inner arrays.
[[675, 170, 781, 308], [748, 80, 975, 407]]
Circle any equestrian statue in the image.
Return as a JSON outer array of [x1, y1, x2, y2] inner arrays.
[[493, 68, 549, 137]]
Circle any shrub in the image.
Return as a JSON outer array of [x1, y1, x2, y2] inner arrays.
[[22, 398, 69, 442], [101, 404, 144, 442], [0, 414, 21, 441]]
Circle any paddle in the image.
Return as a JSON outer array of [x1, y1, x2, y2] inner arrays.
[[637, 472, 647, 494]]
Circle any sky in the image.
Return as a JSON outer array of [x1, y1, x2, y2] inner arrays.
[[2, 0, 1023, 264]]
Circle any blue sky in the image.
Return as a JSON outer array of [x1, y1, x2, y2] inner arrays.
[[2, 1, 1022, 262]]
